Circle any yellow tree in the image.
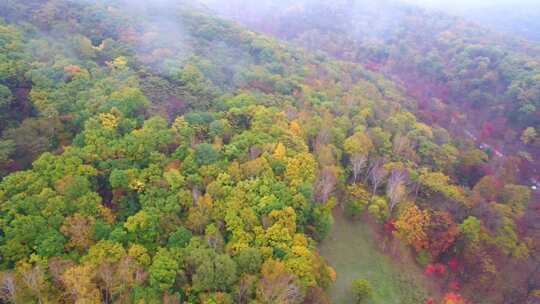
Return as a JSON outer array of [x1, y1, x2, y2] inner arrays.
[[273, 142, 287, 160], [394, 205, 431, 252], [62, 265, 100, 304], [285, 152, 317, 189]]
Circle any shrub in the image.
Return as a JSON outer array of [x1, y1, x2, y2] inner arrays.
[[352, 278, 374, 303]]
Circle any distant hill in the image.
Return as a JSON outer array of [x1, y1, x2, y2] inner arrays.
[[404, 0, 540, 42]]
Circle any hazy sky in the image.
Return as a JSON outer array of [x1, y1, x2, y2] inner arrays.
[[401, 0, 540, 41], [403, 0, 538, 9]]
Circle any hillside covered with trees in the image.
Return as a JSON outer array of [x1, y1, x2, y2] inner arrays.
[[206, 0, 540, 184], [0, 1, 538, 304]]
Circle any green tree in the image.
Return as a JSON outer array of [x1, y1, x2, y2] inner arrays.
[[460, 216, 481, 244], [234, 248, 263, 275], [192, 253, 238, 292], [351, 278, 374, 304], [149, 248, 180, 292], [195, 143, 219, 166]]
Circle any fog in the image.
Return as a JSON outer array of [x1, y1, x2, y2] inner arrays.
[[404, 0, 538, 9], [403, 0, 540, 40]]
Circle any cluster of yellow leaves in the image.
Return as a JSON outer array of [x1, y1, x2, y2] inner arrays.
[[273, 142, 287, 160], [98, 205, 115, 225], [285, 244, 317, 287], [62, 265, 101, 304], [128, 244, 151, 267], [128, 180, 145, 193], [289, 121, 303, 137], [420, 171, 467, 205], [99, 112, 119, 130], [285, 152, 317, 189], [394, 205, 431, 251], [110, 56, 128, 69]]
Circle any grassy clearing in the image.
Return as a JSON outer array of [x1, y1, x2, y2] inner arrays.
[[318, 209, 437, 304]]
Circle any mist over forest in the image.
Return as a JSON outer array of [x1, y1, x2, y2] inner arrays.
[[403, 0, 540, 41], [0, 1, 539, 304]]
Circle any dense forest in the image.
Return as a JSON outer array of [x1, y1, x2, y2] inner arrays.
[[206, 0, 540, 163], [0, 0, 538, 303]]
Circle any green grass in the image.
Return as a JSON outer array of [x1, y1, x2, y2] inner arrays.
[[318, 209, 436, 304]]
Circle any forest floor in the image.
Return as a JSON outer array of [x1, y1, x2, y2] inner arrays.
[[318, 208, 440, 304]]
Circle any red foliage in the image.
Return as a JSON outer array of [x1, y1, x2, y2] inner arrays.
[[479, 118, 508, 142], [425, 263, 447, 276], [480, 122, 495, 142], [426, 212, 459, 259], [426, 298, 435, 304], [436, 263, 446, 275], [425, 264, 436, 276], [384, 220, 397, 234], [443, 292, 466, 304], [447, 258, 459, 271], [449, 281, 461, 291]]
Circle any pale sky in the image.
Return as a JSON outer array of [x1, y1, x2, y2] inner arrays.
[[403, 0, 538, 9]]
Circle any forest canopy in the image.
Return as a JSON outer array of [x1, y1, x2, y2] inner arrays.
[[0, 1, 538, 304]]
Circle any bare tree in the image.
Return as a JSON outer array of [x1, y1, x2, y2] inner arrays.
[[386, 169, 407, 212], [368, 159, 388, 196], [257, 272, 302, 304], [0, 272, 16, 303], [20, 265, 46, 304], [192, 186, 199, 207], [351, 154, 367, 183], [315, 129, 331, 149], [315, 166, 338, 203], [97, 263, 116, 304], [237, 274, 256, 304], [392, 134, 407, 157], [249, 146, 262, 160]]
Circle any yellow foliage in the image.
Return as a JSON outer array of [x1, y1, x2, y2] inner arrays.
[[241, 157, 272, 179], [99, 112, 119, 130], [98, 205, 115, 225], [327, 266, 337, 282], [394, 205, 430, 251], [285, 152, 317, 188], [260, 259, 287, 280], [265, 224, 293, 250], [273, 142, 287, 160], [62, 265, 101, 304], [112, 56, 128, 68], [227, 161, 242, 182], [285, 245, 317, 287], [128, 244, 151, 267], [292, 233, 308, 247], [269, 207, 297, 234], [290, 120, 303, 137], [129, 180, 145, 192]]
